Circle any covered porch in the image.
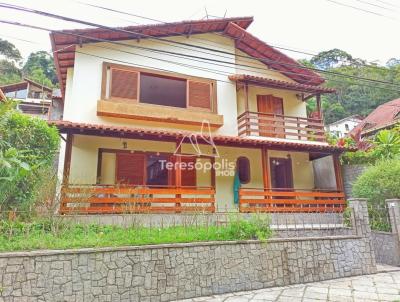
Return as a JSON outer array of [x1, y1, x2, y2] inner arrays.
[[52, 121, 347, 215]]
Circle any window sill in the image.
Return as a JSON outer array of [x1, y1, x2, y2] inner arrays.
[[97, 100, 224, 127]]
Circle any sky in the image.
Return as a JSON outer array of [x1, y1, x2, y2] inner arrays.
[[1, 0, 400, 64]]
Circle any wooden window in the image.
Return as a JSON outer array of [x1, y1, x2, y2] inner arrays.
[[237, 156, 250, 184], [140, 73, 187, 108], [181, 157, 197, 187], [103, 63, 216, 112], [110, 68, 139, 101], [188, 80, 212, 110], [116, 153, 145, 185]]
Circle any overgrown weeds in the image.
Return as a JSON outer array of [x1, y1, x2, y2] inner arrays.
[[0, 214, 272, 252]]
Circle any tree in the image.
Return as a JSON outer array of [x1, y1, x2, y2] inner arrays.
[[301, 49, 400, 124], [0, 39, 22, 62], [23, 51, 58, 86], [0, 39, 22, 85], [310, 48, 359, 70], [0, 99, 60, 210]]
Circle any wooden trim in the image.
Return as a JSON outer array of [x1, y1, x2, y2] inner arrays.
[[96, 148, 103, 184], [261, 146, 270, 193], [101, 62, 217, 113], [333, 154, 344, 191], [60, 184, 216, 214], [62, 133, 73, 185], [238, 188, 346, 213]]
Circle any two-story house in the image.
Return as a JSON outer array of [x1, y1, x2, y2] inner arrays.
[[0, 78, 53, 119], [49, 17, 347, 215]]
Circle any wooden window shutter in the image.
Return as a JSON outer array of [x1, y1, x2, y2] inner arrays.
[[188, 80, 212, 110], [116, 153, 145, 185], [181, 157, 197, 187], [110, 68, 139, 100]]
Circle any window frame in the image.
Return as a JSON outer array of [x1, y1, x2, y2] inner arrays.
[[101, 62, 217, 113]]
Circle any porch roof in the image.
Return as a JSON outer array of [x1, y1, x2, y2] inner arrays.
[[229, 74, 336, 95], [49, 120, 352, 153]]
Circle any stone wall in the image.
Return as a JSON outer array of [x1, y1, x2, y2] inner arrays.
[[0, 236, 376, 302], [371, 199, 400, 266], [0, 199, 376, 302], [371, 231, 400, 266], [342, 164, 368, 198]]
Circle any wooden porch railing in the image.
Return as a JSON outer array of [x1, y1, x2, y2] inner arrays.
[[60, 185, 216, 214], [237, 111, 326, 141], [239, 188, 346, 213]]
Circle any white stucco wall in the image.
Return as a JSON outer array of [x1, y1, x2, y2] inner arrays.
[[326, 118, 361, 138], [63, 33, 309, 137]]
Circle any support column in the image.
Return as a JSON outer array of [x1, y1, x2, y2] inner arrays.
[[332, 153, 344, 191], [62, 133, 73, 185], [387, 199, 400, 238], [175, 140, 182, 212], [348, 198, 376, 272], [261, 146, 270, 199], [316, 93, 322, 119]]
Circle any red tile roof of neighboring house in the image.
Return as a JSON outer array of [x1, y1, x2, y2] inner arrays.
[[229, 74, 335, 94], [50, 17, 325, 95], [49, 120, 350, 153], [350, 98, 400, 136], [0, 78, 52, 93]]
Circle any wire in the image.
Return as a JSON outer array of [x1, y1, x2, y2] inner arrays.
[[2, 19, 400, 94], [76, 0, 392, 72], [325, 0, 399, 21], [3, 2, 399, 87]]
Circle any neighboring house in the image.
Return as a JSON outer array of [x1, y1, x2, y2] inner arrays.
[[49, 17, 348, 215], [325, 115, 363, 138], [0, 78, 53, 119], [351, 98, 400, 138]]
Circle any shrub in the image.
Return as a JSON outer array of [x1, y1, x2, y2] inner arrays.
[[0, 100, 60, 211], [352, 159, 400, 205]]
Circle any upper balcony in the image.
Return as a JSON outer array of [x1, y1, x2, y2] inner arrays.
[[237, 111, 325, 142], [229, 74, 336, 142]]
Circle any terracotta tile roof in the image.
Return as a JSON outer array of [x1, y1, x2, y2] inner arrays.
[[49, 120, 350, 153], [229, 74, 335, 94], [223, 22, 324, 86], [50, 16, 326, 96], [350, 98, 400, 136]]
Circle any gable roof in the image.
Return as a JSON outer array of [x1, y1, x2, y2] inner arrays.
[[0, 78, 52, 93], [229, 74, 333, 94], [350, 98, 400, 136], [50, 17, 325, 96]]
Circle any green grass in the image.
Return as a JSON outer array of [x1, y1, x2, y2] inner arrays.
[[0, 215, 272, 252]]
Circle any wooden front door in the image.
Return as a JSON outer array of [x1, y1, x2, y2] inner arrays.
[[269, 157, 293, 190], [257, 95, 284, 138]]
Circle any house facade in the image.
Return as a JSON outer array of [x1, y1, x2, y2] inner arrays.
[[326, 115, 363, 138], [50, 17, 347, 215]]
